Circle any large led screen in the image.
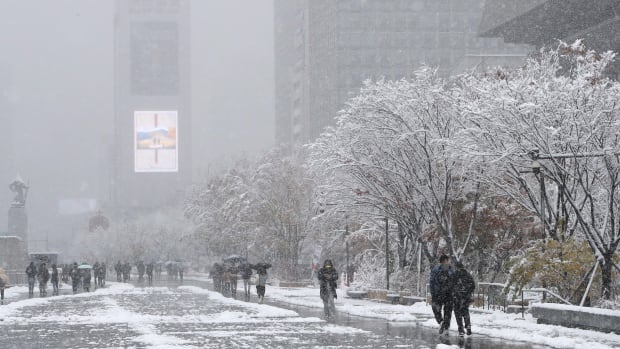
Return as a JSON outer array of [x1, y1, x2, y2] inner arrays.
[[134, 111, 178, 172]]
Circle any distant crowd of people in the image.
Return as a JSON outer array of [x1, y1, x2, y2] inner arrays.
[[25, 261, 107, 297], [210, 261, 271, 303], [113, 261, 183, 286]]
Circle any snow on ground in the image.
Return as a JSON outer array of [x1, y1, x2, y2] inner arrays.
[[185, 275, 620, 349], [3, 278, 620, 349]]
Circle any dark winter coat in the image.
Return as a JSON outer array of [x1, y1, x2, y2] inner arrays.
[[238, 263, 253, 280], [429, 263, 455, 302], [37, 265, 50, 284], [452, 267, 475, 302], [26, 263, 37, 278], [51, 267, 59, 282], [318, 265, 338, 300]]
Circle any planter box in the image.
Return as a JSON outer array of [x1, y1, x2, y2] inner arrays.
[[401, 296, 425, 305], [386, 293, 400, 304], [368, 289, 388, 301], [346, 290, 368, 299], [531, 303, 620, 333]]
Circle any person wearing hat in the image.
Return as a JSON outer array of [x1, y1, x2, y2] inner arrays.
[[453, 261, 475, 336]]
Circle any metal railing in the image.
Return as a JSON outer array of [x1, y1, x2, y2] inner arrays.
[[426, 282, 572, 317]]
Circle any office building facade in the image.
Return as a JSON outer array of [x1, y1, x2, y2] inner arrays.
[[113, 0, 192, 215], [275, 0, 529, 146]]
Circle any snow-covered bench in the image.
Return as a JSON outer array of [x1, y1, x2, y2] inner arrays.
[[531, 303, 620, 333]]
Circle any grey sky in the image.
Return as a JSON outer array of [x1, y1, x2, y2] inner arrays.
[[0, 0, 274, 242]]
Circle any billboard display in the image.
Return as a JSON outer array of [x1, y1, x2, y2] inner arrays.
[[134, 110, 178, 172]]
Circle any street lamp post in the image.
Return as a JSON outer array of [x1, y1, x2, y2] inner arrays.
[[345, 221, 350, 287], [531, 158, 545, 236], [385, 216, 389, 290]]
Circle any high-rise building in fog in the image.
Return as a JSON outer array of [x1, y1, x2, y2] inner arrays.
[[113, 0, 192, 216], [0, 66, 15, 233], [274, 0, 530, 146], [479, 0, 620, 79]]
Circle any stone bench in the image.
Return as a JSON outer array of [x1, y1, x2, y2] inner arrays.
[[386, 293, 400, 304], [506, 305, 527, 314], [346, 290, 368, 299], [401, 296, 425, 305], [531, 303, 620, 333]]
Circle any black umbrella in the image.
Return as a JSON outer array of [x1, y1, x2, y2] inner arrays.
[[223, 255, 246, 264]]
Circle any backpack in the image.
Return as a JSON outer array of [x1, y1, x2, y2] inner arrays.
[[436, 267, 451, 290], [454, 271, 475, 296]]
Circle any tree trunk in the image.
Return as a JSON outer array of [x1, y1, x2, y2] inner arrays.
[[601, 253, 613, 300]]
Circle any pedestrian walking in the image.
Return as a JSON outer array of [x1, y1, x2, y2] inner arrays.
[[115, 261, 122, 282], [146, 262, 154, 286], [211, 263, 223, 292], [98, 262, 107, 287], [82, 267, 92, 292], [239, 262, 253, 301], [0, 267, 8, 303], [70, 263, 80, 294], [252, 262, 271, 304], [226, 263, 238, 299], [137, 261, 145, 283], [25, 262, 37, 297], [123, 262, 131, 282], [37, 262, 50, 296], [317, 259, 339, 319], [453, 261, 475, 336], [51, 264, 59, 296], [430, 254, 455, 335]]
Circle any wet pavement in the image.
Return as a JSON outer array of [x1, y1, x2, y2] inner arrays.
[[0, 279, 552, 348]]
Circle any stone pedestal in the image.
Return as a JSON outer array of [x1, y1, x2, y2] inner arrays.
[[0, 236, 28, 272], [8, 206, 28, 243]]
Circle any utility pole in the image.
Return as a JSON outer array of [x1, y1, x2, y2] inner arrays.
[[385, 216, 389, 290]]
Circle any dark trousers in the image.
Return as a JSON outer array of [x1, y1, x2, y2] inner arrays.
[[453, 297, 471, 330], [256, 285, 265, 297], [431, 295, 453, 328]]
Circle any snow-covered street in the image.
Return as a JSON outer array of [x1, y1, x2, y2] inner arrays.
[[1, 277, 619, 348]]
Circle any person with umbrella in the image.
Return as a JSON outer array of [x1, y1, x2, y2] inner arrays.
[[252, 262, 272, 304]]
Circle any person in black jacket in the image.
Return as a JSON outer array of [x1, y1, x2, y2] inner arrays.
[[452, 261, 475, 336], [25, 262, 37, 297], [51, 264, 59, 296], [429, 254, 455, 335], [239, 262, 253, 301], [317, 259, 339, 318]]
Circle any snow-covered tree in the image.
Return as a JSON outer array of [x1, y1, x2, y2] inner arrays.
[[455, 40, 620, 299], [307, 68, 482, 276]]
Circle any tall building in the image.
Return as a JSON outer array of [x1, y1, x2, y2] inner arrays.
[[0, 65, 14, 234], [113, 0, 192, 216], [274, 0, 530, 146], [479, 0, 620, 79]]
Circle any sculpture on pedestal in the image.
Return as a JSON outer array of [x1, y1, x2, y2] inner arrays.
[[9, 176, 29, 208]]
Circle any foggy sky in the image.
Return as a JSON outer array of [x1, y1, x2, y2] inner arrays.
[[0, 0, 274, 246]]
